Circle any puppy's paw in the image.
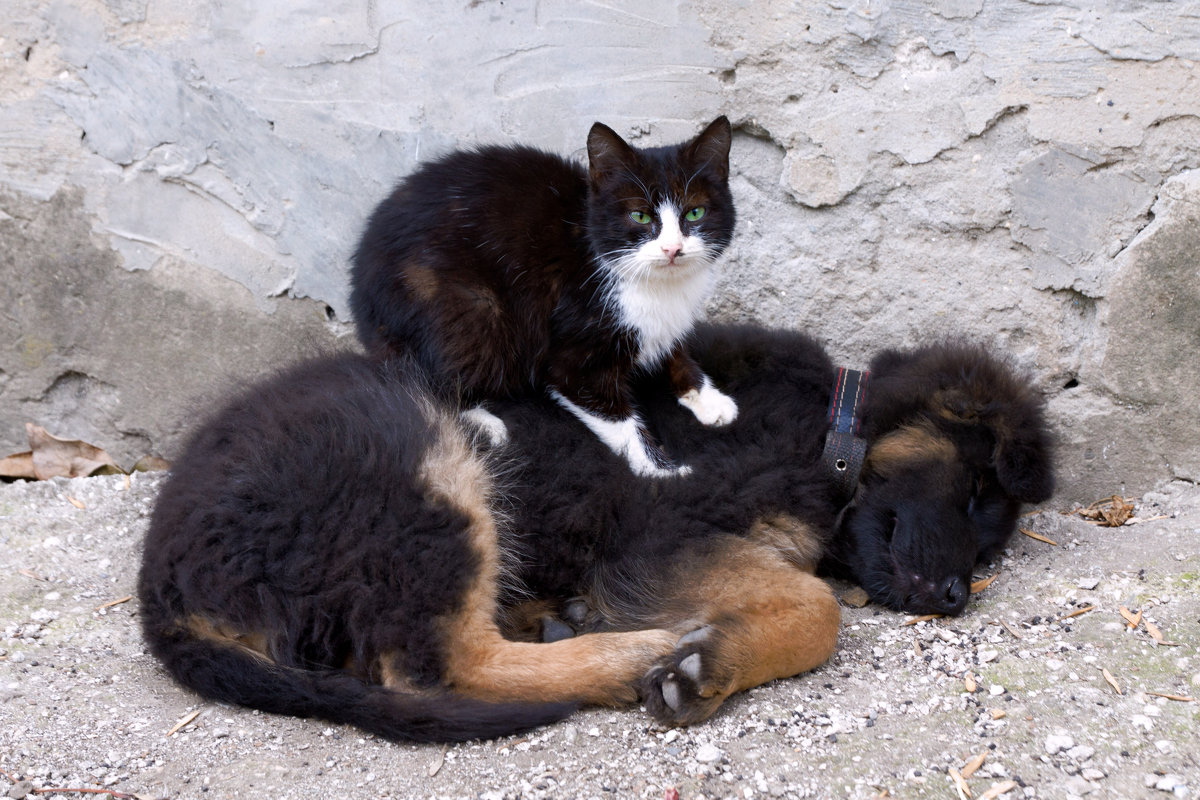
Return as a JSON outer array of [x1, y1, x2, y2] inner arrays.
[[678, 382, 738, 427], [640, 625, 731, 726]]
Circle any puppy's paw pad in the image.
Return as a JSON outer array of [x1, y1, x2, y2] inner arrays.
[[640, 626, 728, 726], [677, 625, 712, 648], [660, 675, 682, 711], [678, 653, 702, 682]]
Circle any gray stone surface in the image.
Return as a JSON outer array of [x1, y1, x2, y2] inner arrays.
[[3, 0, 1199, 501]]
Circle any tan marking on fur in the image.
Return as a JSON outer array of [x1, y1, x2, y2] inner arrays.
[[403, 260, 440, 304], [648, 537, 840, 715], [497, 598, 562, 642], [184, 615, 271, 661], [748, 513, 824, 570], [377, 651, 438, 695], [419, 413, 676, 706], [866, 422, 957, 477]]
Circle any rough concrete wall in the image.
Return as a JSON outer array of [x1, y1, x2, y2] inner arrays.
[[2, 0, 1198, 501]]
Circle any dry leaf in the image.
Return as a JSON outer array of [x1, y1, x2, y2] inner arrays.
[[133, 455, 171, 473], [1143, 619, 1179, 646], [914, 638, 923, 658], [949, 766, 972, 799], [978, 780, 1018, 799], [66, 495, 85, 509], [1146, 691, 1194, 702], [428, 744, 447, 777], [19, 568, 47, 581], [0, 450, 36, 479], [166, 709, 202, 737], [1101, 667, 1122, 695], [999, 620, 1024, 639], [26, 423, 123, 480], [1019, 528, 1057, 546], [903, 614, 943, 626], [96, 595, 133, 611], [1059, 605, 1095, 621], [838, 585, 871, 608], [1119, 606, 1143, 630], [970, 574, 998, 594], [1077, 495, 1135, 527], [961, 752, 987, 778], [1143, 619, 1178, 646]]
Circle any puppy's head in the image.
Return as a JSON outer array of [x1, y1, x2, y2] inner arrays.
[[824, 344, 1054, 616]]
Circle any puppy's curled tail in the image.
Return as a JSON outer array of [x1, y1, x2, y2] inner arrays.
[[145, 626, 576, 743]]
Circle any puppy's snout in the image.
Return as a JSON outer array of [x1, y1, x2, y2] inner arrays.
[[938, 575, 969, 615]]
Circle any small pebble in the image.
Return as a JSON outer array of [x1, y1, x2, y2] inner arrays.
[[1154, 774, 1187, 793], [6, 780, 34, 799], [695, 743, 723, 763], [1067, 745, 1095, 761], [1065, 776, 1095, 795], [1077, 577, 1100, 590], [1045, 733, 1075, 755]]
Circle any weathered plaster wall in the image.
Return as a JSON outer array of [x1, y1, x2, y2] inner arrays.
[[2, 0, 1198, 501]]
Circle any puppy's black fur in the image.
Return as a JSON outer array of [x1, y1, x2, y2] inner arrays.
[[493, 326, 1053, 622], [138, 324, 1052, 743], [818, 343, 1055, 614]]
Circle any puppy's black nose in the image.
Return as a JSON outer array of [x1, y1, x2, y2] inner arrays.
[[938, 576, 969, 614]]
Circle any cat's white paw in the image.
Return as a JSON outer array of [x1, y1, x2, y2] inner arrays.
[[678, 380, 738, 427], [550, 390, 690, 478], [631, 460, 693, 479], [460, 406, 509, 447]]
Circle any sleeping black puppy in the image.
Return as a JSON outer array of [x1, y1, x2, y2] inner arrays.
[[814, 341, 1055, 614], [139, 323, 1053, 743], [495, 323, 1054, 624]]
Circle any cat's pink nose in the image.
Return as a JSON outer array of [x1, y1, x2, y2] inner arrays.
[[661, 243, 681, 263]]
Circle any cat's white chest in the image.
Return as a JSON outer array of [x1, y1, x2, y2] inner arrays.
[[613, 265, 716, 368]]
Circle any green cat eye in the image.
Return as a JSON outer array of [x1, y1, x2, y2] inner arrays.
[[629, 210, 652, 225], [685, 206, 706, 222]]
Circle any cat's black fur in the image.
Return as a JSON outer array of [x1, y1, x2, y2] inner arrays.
[[138, 324, 1053, 742], [349, 117, 738, 476]]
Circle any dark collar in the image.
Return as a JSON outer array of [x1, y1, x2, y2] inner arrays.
[[822, 367, 870, 505]]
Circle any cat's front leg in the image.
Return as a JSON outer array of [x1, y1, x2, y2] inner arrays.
[[678, 374, 738, 426], [549, 389, 690, 478], [666, 346, 738, 427]]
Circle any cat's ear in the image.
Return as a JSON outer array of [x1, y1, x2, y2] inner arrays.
[[587, 122, 638, 183], [686, 116, 732, 181]]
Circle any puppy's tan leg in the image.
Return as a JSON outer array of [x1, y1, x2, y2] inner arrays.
[[439, 627, 678, 706], [418, 413, 676, 707], [640, 540, 841, 726]]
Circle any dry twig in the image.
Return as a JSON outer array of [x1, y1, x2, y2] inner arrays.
[[1018, 528, 1056, 545], [166, 709, 202, 737]]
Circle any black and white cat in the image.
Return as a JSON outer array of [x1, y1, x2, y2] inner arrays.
[[350, 117, 738, 476]]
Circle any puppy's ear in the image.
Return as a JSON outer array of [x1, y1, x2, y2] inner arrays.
[[992, 410, 1055, 504]]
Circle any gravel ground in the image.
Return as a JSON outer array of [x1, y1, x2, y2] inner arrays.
[[1, 473, 1198, 800]]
